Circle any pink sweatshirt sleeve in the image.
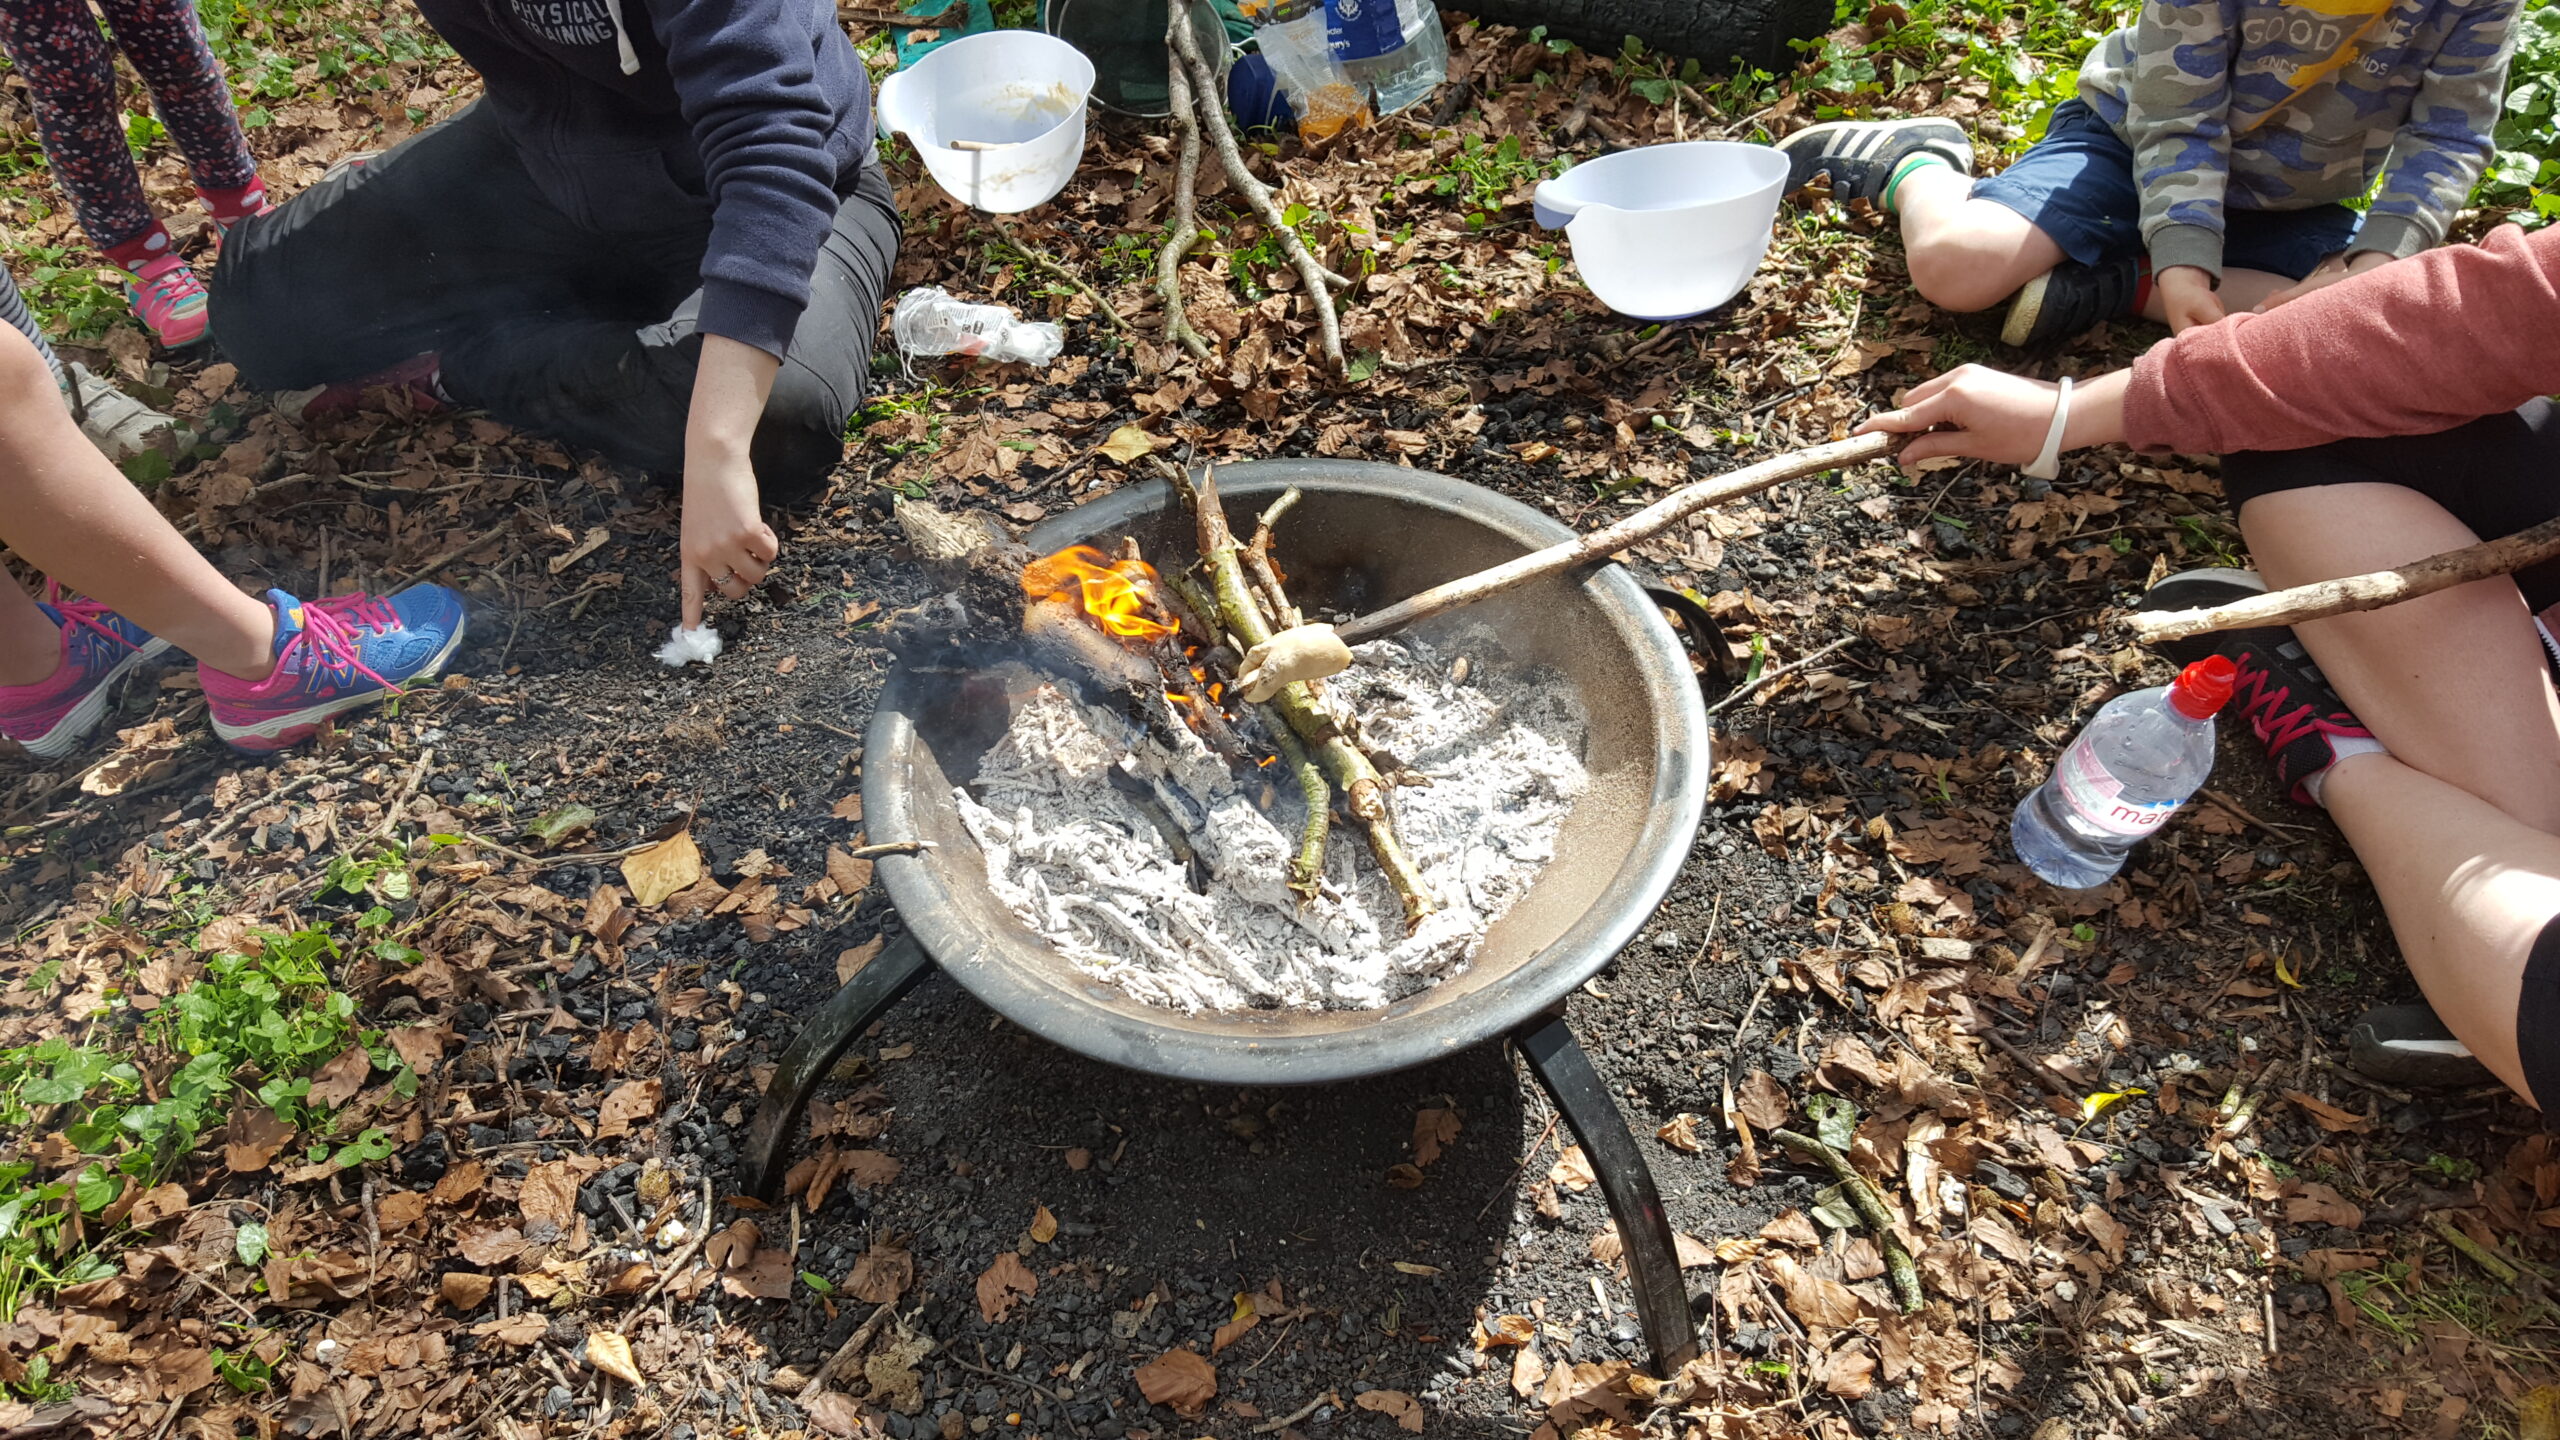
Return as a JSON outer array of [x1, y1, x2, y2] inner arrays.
[[2123, 225, 2560, 454]]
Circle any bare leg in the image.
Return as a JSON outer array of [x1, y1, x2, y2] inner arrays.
[[2321, 751, 2559, 1106], [2238, 484, 2560, 832], [0, 326, 274, 682], [1892, 167, 2065, 313], [2135, 266, 2290, 325]]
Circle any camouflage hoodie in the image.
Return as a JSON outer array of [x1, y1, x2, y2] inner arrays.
[[2078, 0, 2519, 279]]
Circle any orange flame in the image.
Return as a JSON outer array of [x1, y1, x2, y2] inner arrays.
[[1022, 545, 1178, 643]]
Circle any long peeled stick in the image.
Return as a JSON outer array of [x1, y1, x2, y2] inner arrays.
[[2127, 513, 2560, 646], [1333, 432, 1900, 646]]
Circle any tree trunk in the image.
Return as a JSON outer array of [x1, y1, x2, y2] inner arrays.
[[1451, 0, 1830, 73]]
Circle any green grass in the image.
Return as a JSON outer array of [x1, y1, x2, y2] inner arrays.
[[0, 910, 414, 1322]]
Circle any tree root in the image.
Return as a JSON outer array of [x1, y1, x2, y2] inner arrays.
[[1172, 462, 1433, 927], [1156, 2, 1213, 360], [1169, 0, 1349, 376], [1771, 1128, 1924, 1314]]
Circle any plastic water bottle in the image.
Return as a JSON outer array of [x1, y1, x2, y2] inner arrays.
[[891, 287, 1064, 367], [2010, 656, 2236, 888], [1332, 0, 1447, 117]]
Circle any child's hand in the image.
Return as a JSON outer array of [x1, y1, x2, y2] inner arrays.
[[2255, 250, 2393, 312], [680, 450, 780, 631], [1855, 365, 2065, 471], [2156, 266, 2225, 332]]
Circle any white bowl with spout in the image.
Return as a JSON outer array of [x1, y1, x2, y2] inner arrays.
[[875, 30, 1095, 214], [1533, 141, 1790, 321]]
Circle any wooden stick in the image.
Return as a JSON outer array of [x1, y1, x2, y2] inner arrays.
[[1172, 463, 1434, 925], [1156, 1, 1212, 360], [2126, 513, 2560, 645], [1170, 0, 1349, 375], [1334, 432, 1900, 646], [1769, 1128, 1924, 1314]]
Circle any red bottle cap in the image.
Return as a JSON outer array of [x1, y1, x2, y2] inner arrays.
[[2167, 654, 2237, 719]]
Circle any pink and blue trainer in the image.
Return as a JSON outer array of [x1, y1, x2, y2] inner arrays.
[[0, 593, 173, 760], [201, 588, 467, 754]]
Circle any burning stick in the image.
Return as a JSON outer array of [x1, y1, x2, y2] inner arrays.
[[1168, 461, 1437, 928], [1164, 563, 1332, 898]]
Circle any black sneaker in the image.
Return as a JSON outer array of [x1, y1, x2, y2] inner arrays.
[[2000, 256, 2147, 348], [2134, 568, 2378, 805], [1776, 117, 1974, 208], [2348, 1003, 2494, 1090]]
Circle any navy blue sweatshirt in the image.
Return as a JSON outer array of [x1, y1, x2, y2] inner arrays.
[[413, 0, 877, 358]]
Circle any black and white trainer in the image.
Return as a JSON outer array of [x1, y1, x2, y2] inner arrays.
[[2348, 1004, 2495, 1090], [1776, 117, 1975, 208], [2001, 255, 2146, 349]]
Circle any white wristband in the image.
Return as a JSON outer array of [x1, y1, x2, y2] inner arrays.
[[2024, 375, 2073, 481]]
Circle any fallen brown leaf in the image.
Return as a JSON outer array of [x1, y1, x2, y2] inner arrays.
[[1549, 1145, 1596, 1192], [585, 1330, 643, 1386], [440, 1272, 494, 1310], [1134, 1348, 1216, 1414], [1356, 1388, 1425, 1432], [596, 1078, 664, 1139], [1656, 1113, 1706, 1153], [1028, 1204, 1059, 1244], [306, 1045, 372, 1109], [224, 1105, 296, 1173], [847, 1239, 915, 1305], [623, 830, 705, 907], [1413, 1107, 1462, 1167], [1736, 1069, 1792, 1130], [977, 1252, 1037, 1322], [1474, 1314, 1535, 1350]]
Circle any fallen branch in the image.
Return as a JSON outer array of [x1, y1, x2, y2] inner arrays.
[[1770, 1128, 1923, 1314], [1155, 2, 1212, 360], [1334, 432, 1900, 646], [1171, 0, 1348, 376], [1705, 636, 1856, 717], [2126, 513, 2560, 645], [2427, 1213, 2522, 1287], [812, 1303, 899, 1390], [993, 227, 1129, 334]]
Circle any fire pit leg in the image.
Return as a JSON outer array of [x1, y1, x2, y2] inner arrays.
[[743, 934, 936, 1202], [1517, 1015, 1700, 1374]]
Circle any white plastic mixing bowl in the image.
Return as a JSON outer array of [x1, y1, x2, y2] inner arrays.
[[875, 30, 1096, 214], [1532, 142, 1790, 321]]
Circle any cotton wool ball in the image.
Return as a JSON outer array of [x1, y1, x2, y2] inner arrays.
[[655, 623, 723, 668]]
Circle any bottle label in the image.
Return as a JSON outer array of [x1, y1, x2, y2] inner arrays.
[[2051, 738, 2182, 838], [1327, 0, 1404, 60]]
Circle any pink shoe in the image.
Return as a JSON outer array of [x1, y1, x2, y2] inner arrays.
[[125, 254, 211, 349], [0, 590, 171, 761], [200, 587, 467, 754], [282, 352, 449, 422]]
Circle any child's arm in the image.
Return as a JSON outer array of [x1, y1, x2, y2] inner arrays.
[[2130, 224, 2560, 452], [2120, 0, 2244, 283], [2349, 0, 2519, 263]]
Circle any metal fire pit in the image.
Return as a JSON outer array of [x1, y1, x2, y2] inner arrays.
[[746, 458, 1715, 1369]]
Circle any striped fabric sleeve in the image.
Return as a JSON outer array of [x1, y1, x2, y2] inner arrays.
[[0, 266, 65, 389]]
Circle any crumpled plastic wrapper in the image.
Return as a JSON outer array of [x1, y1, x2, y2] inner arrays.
[[655, 624, 723, 668]]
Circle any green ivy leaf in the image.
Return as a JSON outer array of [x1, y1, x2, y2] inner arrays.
[[236, 1221, 271, 1268]]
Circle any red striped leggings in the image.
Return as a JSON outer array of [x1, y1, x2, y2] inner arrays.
[[0, 0, 257, 256]]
